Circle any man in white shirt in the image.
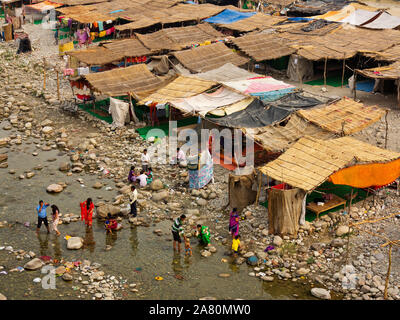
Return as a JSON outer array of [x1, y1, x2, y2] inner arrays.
[[141, 149, 150, 171], [137, 170, 147, 188], [130, 185, 138, 217]]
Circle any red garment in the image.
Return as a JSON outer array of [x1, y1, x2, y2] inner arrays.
[[80, 201, 94, 226]]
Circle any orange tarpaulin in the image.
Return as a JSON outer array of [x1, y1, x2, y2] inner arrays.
[[329, 158, 400, 188], [27, 1, 63, 11]]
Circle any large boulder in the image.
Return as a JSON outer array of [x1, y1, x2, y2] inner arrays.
[[119, 185, 131, 195], [311, 288, 331, 300], [96, 204, 121, 219], [273, 235, 283, 247], [46, 184, 63, 193], [42, 126, 54, 135], [0, 154, 8, 163], [150, 179, 164, 191], [0, 293, 6, 300], [67, 237, 83, 250], [336, 225, 350, 237], [0, 138, 10, 147], [59, 162, 70, 172], [24, 258, 44, 270], [151, 190, 169, 202]]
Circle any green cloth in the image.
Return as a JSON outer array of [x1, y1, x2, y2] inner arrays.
[[198, 226, 210, 244], [305, 75, 349, 87]]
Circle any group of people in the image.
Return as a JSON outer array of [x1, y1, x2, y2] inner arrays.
[[35, 201, 61, 236], [128, 149, 153, 188], [171, 214, 212, 256]]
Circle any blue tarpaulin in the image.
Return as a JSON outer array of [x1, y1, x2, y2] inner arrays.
[[204, 9, 256, 24]]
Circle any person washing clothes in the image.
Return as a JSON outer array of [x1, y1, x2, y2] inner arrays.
[[128, 165, 137, 183], [146, 167, 153, 184], [137, 170, 148, 188], [196, 224, 211, 246]]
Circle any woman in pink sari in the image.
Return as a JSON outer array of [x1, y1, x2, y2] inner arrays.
[[228, 208, 239, 238]]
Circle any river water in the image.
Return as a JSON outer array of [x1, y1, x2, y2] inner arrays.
[[0, 119, 321, 300]]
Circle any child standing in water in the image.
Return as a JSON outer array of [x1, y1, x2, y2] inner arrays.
[[232, 235, 241, 258], [184, 237, 192, 256]]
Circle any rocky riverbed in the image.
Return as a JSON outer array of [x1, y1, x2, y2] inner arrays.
[[1, 23, 400, 300]]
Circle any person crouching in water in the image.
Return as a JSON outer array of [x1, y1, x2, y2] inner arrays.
[[105, 213, 118, 234], [196, 224, 211, 247]]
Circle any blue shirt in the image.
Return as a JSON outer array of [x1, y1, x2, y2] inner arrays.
[[36, 204, 49, 218]]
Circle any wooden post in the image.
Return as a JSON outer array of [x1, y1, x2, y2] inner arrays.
[[296, 55, 302, 87], [255, 171, 262, 205], [353, 72, 357, 100], [56, 70, 60, 100], [341, 55, 345, 88], [397, 78, 400, 109], [348, 188, 353, 214], [323, 57, 327, 87], [124, 56, 127, 67], [384, 244, 392, 300], [43, 58, 46, 90], [385, 110, 389, 149]]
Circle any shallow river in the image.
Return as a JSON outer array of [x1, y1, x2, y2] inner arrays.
[[0, 117, 321, 300]]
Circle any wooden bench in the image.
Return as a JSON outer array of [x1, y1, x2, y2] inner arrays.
[[306, 194, 347, 220]]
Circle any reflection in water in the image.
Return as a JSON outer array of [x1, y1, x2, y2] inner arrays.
[[51, 235, 62, 260], [37, 233, 49, 256], [171, 252, 183, 276], [105, 232, 118, 248], [83, 225, 96, 253], [130, 226, 138, 256]]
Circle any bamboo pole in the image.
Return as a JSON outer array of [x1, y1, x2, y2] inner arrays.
[[385, 110, 389, 149], [43, 58, 46, 90], [56, 70, 60, 100], [384, 244, 392, 300], [341, 55, 345, 88], [255, 171, 262, 205], [323, 57, 327, 87]]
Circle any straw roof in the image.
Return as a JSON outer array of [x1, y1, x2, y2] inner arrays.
[[356, 62, 400, 80], [84, 64, 163, 98], [65, 11, 116, 24], [258, 135, 400, 191], [234, 24, 400, 61], [67, 47, 125, 65], [101, 38, 151, 57], [172, 42, 249, 73], [56, 0, 108, 5], [232, 32, 296, 61], [135, 24, 224, 51], [140, 76, 217, 104], [218, 13, 286, 32], [115, 17, 160, 31], [243, 113, 335, 153], [190, 63, 258, 82], [362, 45, 400, 62], [296, 98, 387, 135]]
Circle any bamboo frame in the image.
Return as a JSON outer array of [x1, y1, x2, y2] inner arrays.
[[323, 57, 327, 87]]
